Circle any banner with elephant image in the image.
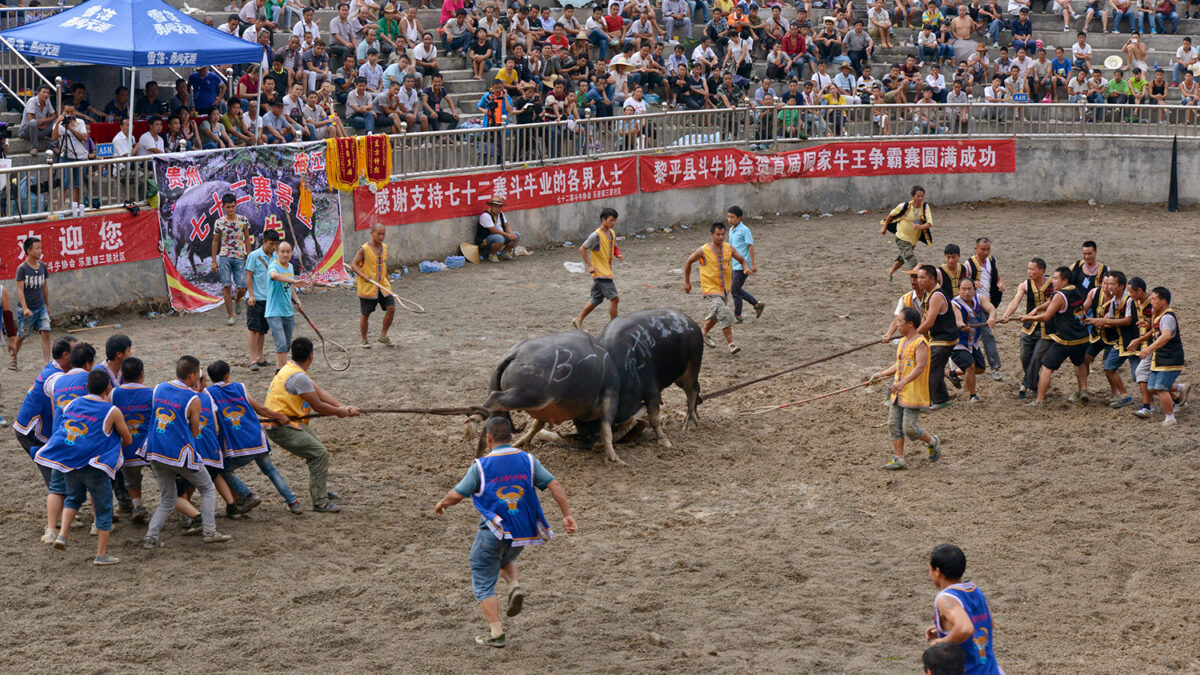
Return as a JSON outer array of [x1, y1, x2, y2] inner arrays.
[[153, 143, 348, 313]]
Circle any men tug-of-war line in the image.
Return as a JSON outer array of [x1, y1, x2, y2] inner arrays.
[[5, 183, 1185, 668]]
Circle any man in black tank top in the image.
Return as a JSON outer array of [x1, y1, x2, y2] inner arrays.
[[1020, 266, 1092, 406], [999, 258, 1050, 400], [915, 264, 958, 408], [1127, 286, 1189, 427]]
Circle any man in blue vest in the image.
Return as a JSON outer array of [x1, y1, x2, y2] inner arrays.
[[434, 416, 578, 648], [926, 543, 1003, 674]]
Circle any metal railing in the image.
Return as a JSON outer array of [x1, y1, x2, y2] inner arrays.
[[0, 3, 72, 106], [0, 101, 1195, 222]]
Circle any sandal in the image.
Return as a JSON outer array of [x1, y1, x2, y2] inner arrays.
[[7, 360, 16, 371]]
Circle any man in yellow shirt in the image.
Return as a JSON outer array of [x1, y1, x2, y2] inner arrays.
[[871, 306, 941, 470], [350, 223, 396, 349], [881, 184, 933, 281], [573, 208, 624, 329], [683, 221, 749, 355]]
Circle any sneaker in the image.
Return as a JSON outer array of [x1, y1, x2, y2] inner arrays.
[[1162, 417, 1178, 427], [991, 369, 1003, 382], [507, 585, 525, 617], [250, 362, 260, 372], [734, 315, 744, 324], [487, 254, 501, 263], [225, 503, 243, 519], [1078, 390, 1092, 403], [1026, 399, 1045, 407], [1067, 391, 1083, 405], [947, 371, 962, 389], [754, 302, 766, 318], [1063, 25, 1070, 30], [235, 299, 243, 315], [93, 554, 121, 566], [240, 492, 263, 514], [882, 455, 908, 470], [969, 395, 982, 403], [288, 500, 304, 514], [703, 333, 717, 348], [90, 523, 99, 536], [40, 527, 57, 544], [1017, 389, 1027, 400], [0, 414, 7, 428], [1109, 396, 1134, 408], [202, 531, 233, 544], [475, 634, 507, 648], [312, 502, 341, 513], [927, 434, 941, 461], [729, 343, 741, 355], [361, 340, 372, 349], [131, 505, 149, 523], [53, 534, 67, 550], [326, 491, 342, 501], [929, 401, 953, 410], [377, 336, 394, 348], [143, 537, 164, 549], [226, 316, 236, 326], [1175, 382, 1190, 407], [1132, 405, 1153, 418]]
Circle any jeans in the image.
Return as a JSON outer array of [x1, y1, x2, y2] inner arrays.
[[1020, 333, 1051, 390], [469, 528, 522, 601], [217, 255, 247, 289], [442, 31, 471, 53], [665, 15, 692, 40], [987, 18, 1005, 44], [928, 345, 953, 405], [694, 0, 710, 24], [918, 44, 940, 63], [887, 402, 925, 440], [1157, 10, 1178, 32], [147, 461, 217, 539], [265, 425, 331, 507], [1174, 63, 1190, 83], [1011, 37, 1033, 54], [587, 28, 611, 59], [64, 467, 114, 531], [221, 453, 297, 505], [731, 269, 759, 317], [348, 111, 377, 133], [1102, 347, 1139, 376], [848, 49, 868, 73], [1111, 7, 1136, 30], [978, 324, 1002, 371]]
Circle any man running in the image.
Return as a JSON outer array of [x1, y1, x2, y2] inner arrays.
[[949, 277, 996, 403], [263, 337, 361, 512], [926, 543, 1003, 674], [881, 185, 932, 280], [999, 258, 1052, 400], [351, 223, 396, 349], [1021, 266, 1091, 406], [683, 222, 750, 355], [872, 306, 940, 470], [1083, 271, 1136, 406], [727, 205, 766, 323], [573, 208, 624, 329], [915, 264, 958, 409], [1129, 286, 1188, 427], [963, 237, 1004, 381], [434, 416, 577, 648]]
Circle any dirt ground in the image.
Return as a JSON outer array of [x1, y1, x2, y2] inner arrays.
[[1, 202, 1198, 673]]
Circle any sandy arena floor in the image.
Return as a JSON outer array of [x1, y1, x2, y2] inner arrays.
[[0, 202, 1197, 673]]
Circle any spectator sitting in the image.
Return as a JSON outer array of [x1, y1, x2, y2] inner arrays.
[[469, 28, 495, 80], [422, 73, 460, 130], [1174, 36, 1198, 84], [102, 85, 130, 123], [346, 77, 379, 133], [18, 85, 55, 155], [333, 55, 359, 104], [476, 197, 519, 262], [303, 39, 331, 93], [111, 116, 139, 156], [262, 99, 305, 143], [69, 83, 106, 123], [356, 25, 384, 61], [328, 2, 362, 64], [444, 8, 473, 55], [303, 90, 345, 139], [394, 75, 430, 131], [221, 99, 257, 145], [136, 116, 166, 155], [167, 78, 190, 117], [135, 81, 168, 118], [200, 108, 234, 149], [162, 115, 189, 152], [1106, 67, 1131, 104]]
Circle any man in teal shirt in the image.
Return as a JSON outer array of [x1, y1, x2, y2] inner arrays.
[[266, 241, 308, 370], [244, 229, 280, 372], [726, 205, 766, 323]]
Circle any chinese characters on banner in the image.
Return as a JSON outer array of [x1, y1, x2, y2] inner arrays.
[[0, 209, 160, 279], [353, 157, 639, 228], [640, 139, 1016, 192]]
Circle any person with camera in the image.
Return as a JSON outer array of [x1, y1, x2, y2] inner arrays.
[[51, 102, 90, 218]]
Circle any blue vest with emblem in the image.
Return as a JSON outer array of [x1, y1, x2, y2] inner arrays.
[[145, 380, 201, 468], [935, 581, 1001, 675], [93, 361, 123, 388], [471, 447, 552, 547], [50, 369, 91, 434], [206, 381, 269, 458], [193, 391, 224, 468], [34, 396, 124, 479], [14, 360, 63, 446], [112, 383, 153, 466]]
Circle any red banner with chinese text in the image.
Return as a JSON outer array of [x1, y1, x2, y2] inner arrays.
[[0, 209, 160, 279], [639, 139, 1016, 192], [353, 157, 639, 228]]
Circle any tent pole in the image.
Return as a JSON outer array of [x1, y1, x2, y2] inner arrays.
[[127, 67, 135, 157], [255, 51, 265, 145]]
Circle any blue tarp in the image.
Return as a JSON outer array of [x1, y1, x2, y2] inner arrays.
[[0, 0, 266, 67]]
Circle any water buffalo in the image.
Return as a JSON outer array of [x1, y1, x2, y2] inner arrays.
[[477, 309, 704, 463]]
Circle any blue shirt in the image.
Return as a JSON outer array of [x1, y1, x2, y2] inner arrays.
[[265, 259, 295, 318], [15, 360, 63, 445], [1049, 56, 1071, 77], [935, 581, 1001, 675], [728, 221, 753, 272], [34, 395, 123, 479], [455, 447, 554, 531], [112, 383, 153, 465], [246, 247, 275, 301], [188, 71, 224, 110]]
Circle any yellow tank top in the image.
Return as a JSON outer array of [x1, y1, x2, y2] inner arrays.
[[699, 242, 732, 296], [356, 242, 391, 298], [264, 361, 314, 429], [589, 227, 614, 279], [892, 335, 931, 409]]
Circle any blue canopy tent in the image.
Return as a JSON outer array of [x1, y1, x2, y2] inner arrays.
[[0, 0, 266, 153]]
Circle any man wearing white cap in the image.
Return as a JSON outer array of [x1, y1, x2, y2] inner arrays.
[[476, 198, 521, 262]]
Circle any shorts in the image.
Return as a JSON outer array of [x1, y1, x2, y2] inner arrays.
[[704, 294, 735, 329], [589, 278, 619, 305], [1103, 348, 1138, 373], [1148, 369, 1181, 392], [246, 299, 269, 334], [894, 237, 918, 270], [359, 294, 395, 315], [217, 256, 247, 289], [48, 467, 68, 496], [1042, 341, 1087, 371], [469, 528, 523, 602], [17, 305, 50, 337], [950, 347, 986, 372], [1135, 355, 1152, 384], [1086, 340, 1110, 358], [266, 315, 295, 354], [481, 231, 521, 249]]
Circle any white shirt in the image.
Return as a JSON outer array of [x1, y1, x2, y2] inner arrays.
[[692, 45, 717, 63], [413, 42, 437, 62], [1008, 0, 1029, 15], [282, 94, 304, 117], [136, 131, 164, 155], [1176, 45, 1199, 63], [54, 118, 89, 160], [243, 24, 262, 43], [1068, 77, 1090, 94], [216, 22, 239, 35], [585, 16, 605, 32], [293, 19, 320, 45], [1071, 42, 1092, 59], [111, 130, 133, 156], [983, 84, 1008, 101], [810, 71, 833, 90], [925, 73, 946, 91], [625, 96, 648, 114], [974, 257, 992, 292], [918, 30, 938, 47]]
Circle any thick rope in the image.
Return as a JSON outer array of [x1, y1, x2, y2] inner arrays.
[[703, 340, 880, 401]]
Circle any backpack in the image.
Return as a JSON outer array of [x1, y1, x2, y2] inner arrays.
[[884, 200, 933, 245]]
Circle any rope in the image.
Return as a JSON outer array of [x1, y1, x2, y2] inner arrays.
[[703, 340, 880, 401], [259, 405, 491, 423], [743, 379, 878, 415], [344, 264, 426, 313]]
